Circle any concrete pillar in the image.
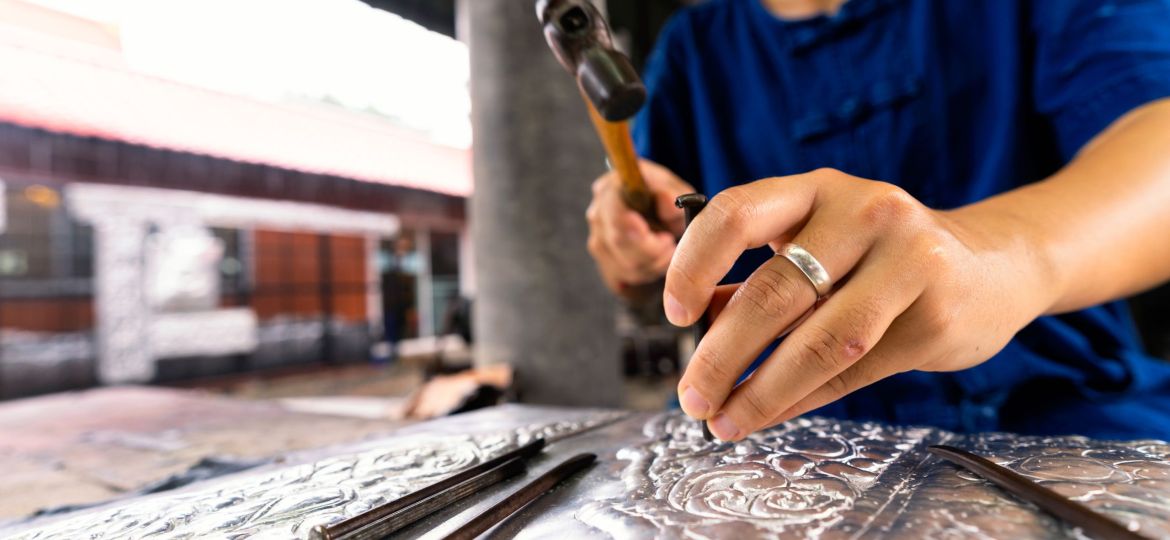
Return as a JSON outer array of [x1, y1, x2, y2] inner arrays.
[[460, 0, 623, 407]]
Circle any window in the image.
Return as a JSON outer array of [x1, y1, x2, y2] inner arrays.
[[0, 181, 95, 334], [211, 227, 247, 297], [429, 230, 461, 334], [0, 182, 92, 281]]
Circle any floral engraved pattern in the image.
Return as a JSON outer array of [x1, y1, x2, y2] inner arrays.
[[577, 413, 1170, 540], [577, 414, 930, 539]]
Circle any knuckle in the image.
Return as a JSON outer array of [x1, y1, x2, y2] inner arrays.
[[808, 167, 856, 189], [823, 372, 852, 397], [798, 324, 850, 374], [810, 167, 845, 182], [824, 359, 876, 399], [690, 345, 735, 388], [737, 384, 775, 425], [737, 265, 801, 319], [591, 176, 608, 195], [614, 257, 640, 279], [586, 235, 603, 256], [707, 187, 757, 238], [859, 184, 917, 226], [849, 360, 879, 385]]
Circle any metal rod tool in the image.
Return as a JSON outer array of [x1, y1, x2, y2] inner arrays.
[[928, 445, 1147, 540], [441, 453, 597, 540], [676, 193, 714, 442], [310, 438, 546, 540]]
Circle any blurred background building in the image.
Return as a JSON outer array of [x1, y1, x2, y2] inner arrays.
[[0, 0, 471, 398]]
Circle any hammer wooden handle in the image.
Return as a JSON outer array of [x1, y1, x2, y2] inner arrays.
[[584, 99, 666, 232]]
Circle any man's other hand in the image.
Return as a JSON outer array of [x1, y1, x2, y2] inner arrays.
[[586, 159, 694, 295]]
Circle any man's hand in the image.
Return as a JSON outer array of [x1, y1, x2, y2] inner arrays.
[[586, 159, 695, 294], [666, 168, 1057, 441]]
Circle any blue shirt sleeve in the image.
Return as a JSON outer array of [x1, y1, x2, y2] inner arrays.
[[632, 13, 704, 192], [1032, 0, 1170, 159]]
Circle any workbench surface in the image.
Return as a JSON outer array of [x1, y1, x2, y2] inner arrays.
[[4, 404, 1169, 539], [0, 386, 412, 520]]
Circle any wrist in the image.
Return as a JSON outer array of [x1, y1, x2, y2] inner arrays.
[[942, 200, 1065, 320]]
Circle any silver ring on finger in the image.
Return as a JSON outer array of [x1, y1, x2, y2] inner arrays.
[[776, 242, 832, 299]]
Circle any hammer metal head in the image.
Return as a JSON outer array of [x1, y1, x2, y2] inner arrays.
[[536, 0, 646, 122]]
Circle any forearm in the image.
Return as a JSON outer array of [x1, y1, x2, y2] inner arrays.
[[951, 98, 1170, 315]]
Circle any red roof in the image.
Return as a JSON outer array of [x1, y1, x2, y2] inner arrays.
[[0, 5, 472, 197]]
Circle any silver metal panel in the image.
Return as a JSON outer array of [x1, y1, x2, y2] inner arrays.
[[572, 414, 1170, 540], [5, 405, 1169, 539]]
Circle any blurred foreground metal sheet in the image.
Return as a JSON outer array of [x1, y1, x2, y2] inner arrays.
[[4, 405, 1169, 539]]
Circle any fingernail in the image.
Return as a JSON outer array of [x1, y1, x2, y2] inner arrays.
[[709, 414, 740, 441], [679, 387, 710, 418], [664, 293, 688, 325]]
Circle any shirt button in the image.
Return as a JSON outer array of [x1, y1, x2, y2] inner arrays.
[[838, 98, 861, 119], [791, 28, 819, 51]]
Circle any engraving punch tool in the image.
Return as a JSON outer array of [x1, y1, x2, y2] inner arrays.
[[676, 193, 715, 442]]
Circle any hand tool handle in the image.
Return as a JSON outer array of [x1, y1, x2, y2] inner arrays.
[[583, 97, 666, 232], [588, 103, 668, 303]]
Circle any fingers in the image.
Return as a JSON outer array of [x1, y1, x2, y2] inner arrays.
[[587, 219, 673, 291], [677, 255, 816, 419], [586, 227, 627, 292], [765, 309, 935, 426], [664, 174, 822, 326], [587, 171, 676, 288], [705, 248, 925, 441], [676, 202, 879, 421], [608, 209, 674, 277]]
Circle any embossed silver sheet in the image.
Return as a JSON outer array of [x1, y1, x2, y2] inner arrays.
[[4, 406, 1169, 539], [577, 414, 1170, 540]]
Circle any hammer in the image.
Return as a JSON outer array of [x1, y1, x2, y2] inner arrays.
[[536, 0, 664, 231]]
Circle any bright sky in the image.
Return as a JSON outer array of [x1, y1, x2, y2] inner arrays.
[[28, 0, 471, 148]]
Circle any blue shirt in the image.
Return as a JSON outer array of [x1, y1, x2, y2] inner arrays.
[[635, 0, 1170, 439]]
